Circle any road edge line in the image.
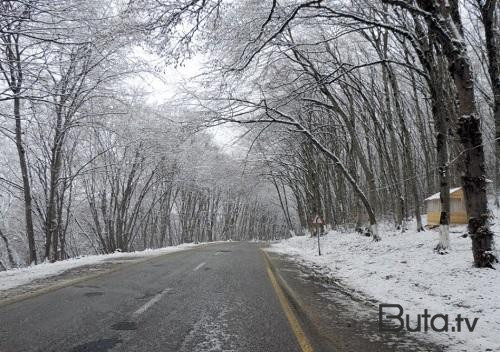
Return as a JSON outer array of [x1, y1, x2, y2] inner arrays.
[[261, 249, 315, 352]]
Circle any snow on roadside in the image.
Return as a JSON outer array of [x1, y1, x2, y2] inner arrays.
[[269, 222, 500, 352], [0, 243, 201, 292]]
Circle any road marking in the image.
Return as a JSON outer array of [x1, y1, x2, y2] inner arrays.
[[263, 251, 314, 352], [132, 288, 171, 317], [193, 262, 206, 271]]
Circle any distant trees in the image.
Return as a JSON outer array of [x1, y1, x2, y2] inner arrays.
[[77, 112, 288, 253], [1, 0, 498, 269], [0, 0, 138, 263], [133, 0, 499, 267], [0, 0, 290, 266], [39, 35, 127, 261]]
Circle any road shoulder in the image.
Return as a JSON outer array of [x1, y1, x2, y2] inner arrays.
[[264, 249, 447, 352]]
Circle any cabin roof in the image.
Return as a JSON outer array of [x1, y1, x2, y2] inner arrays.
[[425, 187, 462, 201]]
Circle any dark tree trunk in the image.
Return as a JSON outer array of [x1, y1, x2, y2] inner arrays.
[[478, 0, 500, 206], [402, 0, 499, 266], [432, 57, 453, 253], [444, 5, 497, 267], [0, 228, 16, 268], [14, 95, 37, 265], [45, 117, 64, 261]]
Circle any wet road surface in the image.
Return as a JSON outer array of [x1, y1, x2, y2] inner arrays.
[[0, 242, 442, 352]]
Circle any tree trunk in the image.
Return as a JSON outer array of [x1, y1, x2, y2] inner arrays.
[[452, 42, 497, 267], [434, 99, 451, 253], [386, 62, 422, 232], [14, 95, 37, 265], [46, 125, 64, 261], [433, 58, 452, 254], [0, 228, 16, 268], [479, 0, 500, 206]]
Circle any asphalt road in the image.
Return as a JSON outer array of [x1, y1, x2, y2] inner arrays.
[[0, 242, 306, 352], [0, 242, 444, 352]]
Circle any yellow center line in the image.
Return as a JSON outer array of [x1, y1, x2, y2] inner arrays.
[[262, 250, 315, 352]]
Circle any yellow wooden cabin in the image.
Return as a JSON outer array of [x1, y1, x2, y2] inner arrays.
[[425, 187, 468, 225]]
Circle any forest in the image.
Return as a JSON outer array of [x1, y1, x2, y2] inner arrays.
[[0, 0, 498, 269]]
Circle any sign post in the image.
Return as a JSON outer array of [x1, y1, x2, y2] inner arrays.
[[312, 215, 324, 256]]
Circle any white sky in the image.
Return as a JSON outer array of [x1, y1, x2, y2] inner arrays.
[[129, 47, 244, 154]]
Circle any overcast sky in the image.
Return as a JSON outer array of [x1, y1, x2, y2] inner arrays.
[[129, 48, 245, 155]]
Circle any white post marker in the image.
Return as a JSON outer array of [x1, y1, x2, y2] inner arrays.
[[312, 215, 324, 256]]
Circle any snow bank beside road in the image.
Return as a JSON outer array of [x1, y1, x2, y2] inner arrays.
[[0, 243, 200, 292], [269, 224, 500, 352]]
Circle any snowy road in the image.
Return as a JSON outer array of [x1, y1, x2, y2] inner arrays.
[[0, 242, 442, 352], [0, 242, 306, 352]]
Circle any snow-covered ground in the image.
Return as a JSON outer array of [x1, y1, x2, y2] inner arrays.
[[0, 243, 201, 292], [269, 219, 500, 352]]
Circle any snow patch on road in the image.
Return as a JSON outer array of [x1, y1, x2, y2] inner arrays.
[[179, 308, 236, 352], [269, 220, 500, 352]]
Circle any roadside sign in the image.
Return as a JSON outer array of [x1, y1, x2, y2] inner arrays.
[[312, 215, 324, 225]]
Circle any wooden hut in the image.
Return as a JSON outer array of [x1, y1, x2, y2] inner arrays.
[[424, 187, 468, 225]]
